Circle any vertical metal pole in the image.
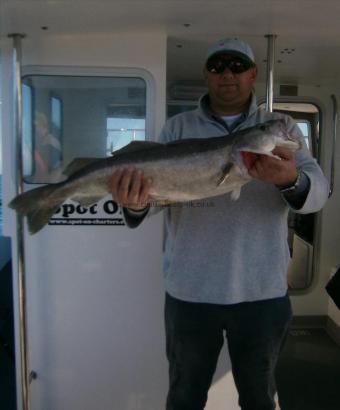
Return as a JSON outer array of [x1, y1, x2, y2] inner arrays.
[[329, 94, 338, 197], [8, 33, 30, 410], [265, 34, 277, 112]]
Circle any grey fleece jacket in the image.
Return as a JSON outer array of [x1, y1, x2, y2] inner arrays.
[[125, 93, 329, 304]]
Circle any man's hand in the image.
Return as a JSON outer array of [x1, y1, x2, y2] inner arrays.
[[110, 167, 152, 211], [248, 147, 298, 188]]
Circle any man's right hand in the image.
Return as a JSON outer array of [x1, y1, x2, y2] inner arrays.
[[110, 167, 152, 211]]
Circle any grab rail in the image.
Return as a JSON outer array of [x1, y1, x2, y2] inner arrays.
[[329, 94, 338, 197]]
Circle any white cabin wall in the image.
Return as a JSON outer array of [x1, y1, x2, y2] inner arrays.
[[2, 30, 170, 410]]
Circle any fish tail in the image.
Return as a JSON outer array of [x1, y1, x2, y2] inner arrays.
[[8, 183, 67, 234]]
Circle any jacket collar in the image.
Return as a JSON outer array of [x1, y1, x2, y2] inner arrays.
[[197, 90, 258, 122]]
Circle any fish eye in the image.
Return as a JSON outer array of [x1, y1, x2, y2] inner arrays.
[[259, 125, 266, 131]]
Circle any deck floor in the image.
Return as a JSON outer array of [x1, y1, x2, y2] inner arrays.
[[276, 327, 340, 410]]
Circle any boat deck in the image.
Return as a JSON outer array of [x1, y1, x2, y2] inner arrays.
[[277, 327, 340, 410]]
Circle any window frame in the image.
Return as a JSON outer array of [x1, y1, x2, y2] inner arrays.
[[22, 81, 35, 177]]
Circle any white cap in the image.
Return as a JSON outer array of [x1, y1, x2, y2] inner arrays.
[[206, 38, 255, 64]]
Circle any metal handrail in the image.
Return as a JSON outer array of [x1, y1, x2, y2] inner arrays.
[[8, 33, 30, 410], [329, 94, 338, 197], [265, 34, 277, 112]]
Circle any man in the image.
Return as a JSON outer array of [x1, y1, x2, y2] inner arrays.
[[110, 39, 329, 410]]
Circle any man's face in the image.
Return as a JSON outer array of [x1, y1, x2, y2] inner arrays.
[[203, 53, 258, 111]]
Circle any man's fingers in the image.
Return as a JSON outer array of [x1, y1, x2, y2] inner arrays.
[[249, 156, 266, 178], [272, 147, 294, 160], [120, 167, 135, 201], [110, 167, 152, 209], [248, 149, 298, 186], [129, 170, 143, 203], [248, 166, 259, 179], [139, 178, 152, 205], [111, 168, 124, 200]]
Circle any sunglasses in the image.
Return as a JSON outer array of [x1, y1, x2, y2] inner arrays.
[[206, 57, 254, 74]]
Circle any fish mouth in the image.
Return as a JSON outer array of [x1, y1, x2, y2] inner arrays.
[[240, 151, 258, 170], [233, 151, 258, 176], [238, 136, 300, 172]]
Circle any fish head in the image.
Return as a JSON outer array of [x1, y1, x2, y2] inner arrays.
[[232, 119, 301, 171]]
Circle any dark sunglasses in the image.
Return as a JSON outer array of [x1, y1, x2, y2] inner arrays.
[[206, 57, 254, 74]]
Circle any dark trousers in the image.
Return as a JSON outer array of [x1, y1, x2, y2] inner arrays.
[[165, 292, 292, 410]]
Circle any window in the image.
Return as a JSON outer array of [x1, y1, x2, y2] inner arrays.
[[296, 120, 311, 150], [106, 89, 146, 154], [21, 74, 147, 183], [107, 117, 145, 154]]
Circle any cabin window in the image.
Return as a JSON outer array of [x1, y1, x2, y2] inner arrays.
[[106, 96, 146, 154], [106, 117, 145, 155], [22, 75, 147, 183], [296, 121, 311, 150]]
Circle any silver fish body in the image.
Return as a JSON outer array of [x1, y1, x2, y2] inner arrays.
[[9, 120, 300, 234]]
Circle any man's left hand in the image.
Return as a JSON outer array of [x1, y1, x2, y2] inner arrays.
[[248, 147, 298, 188]]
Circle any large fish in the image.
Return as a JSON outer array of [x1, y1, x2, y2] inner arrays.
[[9, 120, 300, 234]]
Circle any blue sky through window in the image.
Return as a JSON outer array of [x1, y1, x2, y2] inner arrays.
[[107, 117, 145, 154]]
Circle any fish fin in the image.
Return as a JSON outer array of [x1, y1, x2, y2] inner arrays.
[[112, 141, 161, 156], [166, 138, 202, 147], [71, 194, 105, 206], [217, 163, 233, 186], [230, 187, 241, 201], [8, 184, 66, 234], [63, 158, 102, 177]]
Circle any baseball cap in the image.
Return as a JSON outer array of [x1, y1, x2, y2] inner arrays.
[[206, 38, 255, 65]]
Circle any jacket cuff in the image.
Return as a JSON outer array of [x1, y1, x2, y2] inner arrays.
[[280, 171, 310, 210], [123, 206, 150, 228]]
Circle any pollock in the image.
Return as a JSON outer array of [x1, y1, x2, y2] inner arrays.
[[8, 120, 300, 234]]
